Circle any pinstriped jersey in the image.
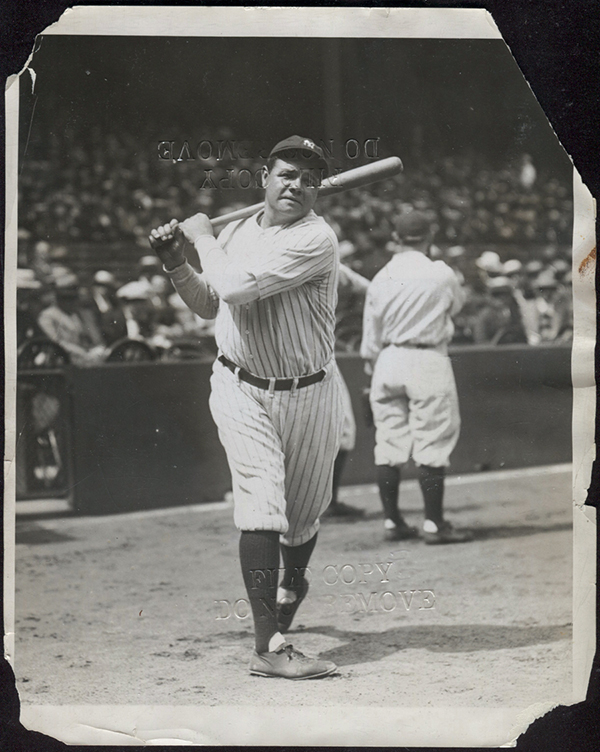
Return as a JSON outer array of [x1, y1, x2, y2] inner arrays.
[[214, 210, 339, 378]]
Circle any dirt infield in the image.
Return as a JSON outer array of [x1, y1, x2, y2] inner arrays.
[[14, 466, 572, 712]]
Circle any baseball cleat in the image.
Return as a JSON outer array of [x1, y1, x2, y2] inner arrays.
[[383, 520, 420, 541], [277, 577, 309, 633], [249, 643, 337, 680], [423, 520, 473, 545]]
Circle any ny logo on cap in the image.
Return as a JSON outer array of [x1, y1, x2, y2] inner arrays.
[[303, 139, 316, 149]]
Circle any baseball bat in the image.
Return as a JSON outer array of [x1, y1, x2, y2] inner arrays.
[[210, 156, 403, 230]]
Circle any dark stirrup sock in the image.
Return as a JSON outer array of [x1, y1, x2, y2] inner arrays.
[[239, 530, 281, 654], [280, 533, 318, 591], [376, 464, 402, 525], [418, 464, 445, 526], [331, 450, 348, 506]]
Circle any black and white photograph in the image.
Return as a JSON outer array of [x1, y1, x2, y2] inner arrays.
[[3, 6, 596, 747]]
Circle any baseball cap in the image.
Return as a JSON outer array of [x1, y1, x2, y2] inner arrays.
[[268, 135, 331, 177], [394, 211, 431, 242]]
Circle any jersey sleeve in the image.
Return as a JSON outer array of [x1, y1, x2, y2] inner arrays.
[[436, 261, 467, 316], [166, 261, 220, 319], [250, 224, 337, 300]]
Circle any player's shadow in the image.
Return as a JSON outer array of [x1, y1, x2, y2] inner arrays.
[[16, 522, 77, 545], [305, 622, 571, 667], [468, 520, 572, 541]]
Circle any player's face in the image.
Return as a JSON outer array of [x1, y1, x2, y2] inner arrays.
[[263, 158, 320, 223]]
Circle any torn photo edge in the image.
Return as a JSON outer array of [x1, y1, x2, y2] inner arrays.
[[2, 4, 597, 747]]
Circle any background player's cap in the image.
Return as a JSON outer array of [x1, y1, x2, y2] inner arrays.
[[394, 210, 432, 242], [268, 135, 331, 177]]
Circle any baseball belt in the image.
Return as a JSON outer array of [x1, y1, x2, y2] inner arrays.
[[218, 355, 325, 391], [384, 342, 435, 349]]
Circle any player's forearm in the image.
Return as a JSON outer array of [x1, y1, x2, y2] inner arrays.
[[166, 261, 219, 319], [194, 237, 260, 305], [360, 305, 383, 360], [359, 327, 381, 361], [339, 264, 369, 294]]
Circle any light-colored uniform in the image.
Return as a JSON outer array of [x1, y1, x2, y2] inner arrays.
[[168, 210, 343, 546], [360, 250, 465, 468]]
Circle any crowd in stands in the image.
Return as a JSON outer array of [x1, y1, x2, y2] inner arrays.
[[16, 124, 573, 365], [17, 254, 217, 366]]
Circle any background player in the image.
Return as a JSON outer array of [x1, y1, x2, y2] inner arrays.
[[150, 136, 343, 680], [360, 210, 472, 544], [325, 262, 371, 519]]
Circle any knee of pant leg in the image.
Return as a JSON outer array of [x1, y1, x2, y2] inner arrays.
[[281, 520, 320, 548], [233, 503, 289, 536], [374, 435, 411, 467]]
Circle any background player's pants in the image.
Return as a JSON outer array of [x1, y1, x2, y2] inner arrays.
[[337, 365, 357, 453], [370, 345, 460, 468], [209, 358, 344, 546]]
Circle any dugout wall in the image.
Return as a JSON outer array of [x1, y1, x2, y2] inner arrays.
[[15, 345, 572, 514]]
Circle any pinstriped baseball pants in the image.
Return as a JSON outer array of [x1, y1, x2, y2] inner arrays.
[[209, 358, 344, 546]]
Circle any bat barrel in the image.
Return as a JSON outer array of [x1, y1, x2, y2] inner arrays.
[[210, 156, 403, 229], [319, 156, 403, 196]]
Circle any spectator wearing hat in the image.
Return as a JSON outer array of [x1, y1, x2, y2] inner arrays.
[[531, 270, 572, 343], [523, 259, 544, 300], [444, 246, 477, 344], [501, 258, 540, 345], [138, 255, 163, 282], [17, 269, 46, 346], [38, 271, 106, 365], [445, 246, 468, 284], [116, 279, 157, 340], [472, 276, 528, 345], [90, 270, 128, 345], [447, 250, 496, 345], [475, 250, 503, 280]]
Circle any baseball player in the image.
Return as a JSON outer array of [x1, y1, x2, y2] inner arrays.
[[150, 136, 343, 680], [360, 210, 472, 544]]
